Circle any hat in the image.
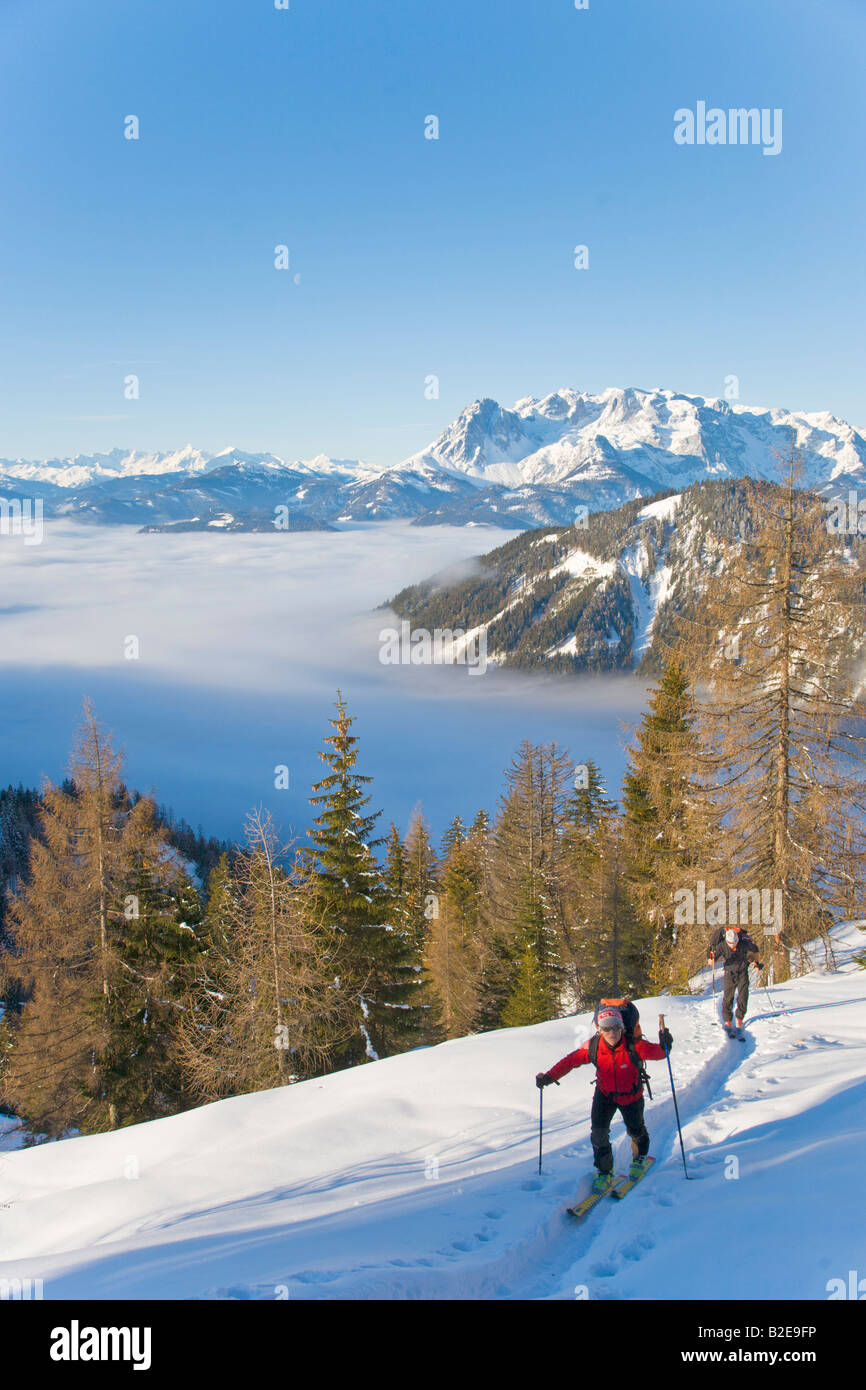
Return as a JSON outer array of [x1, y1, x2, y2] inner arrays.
[[597, 1008, 623, 1031]]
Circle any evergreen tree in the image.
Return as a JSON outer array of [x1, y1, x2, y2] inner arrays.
[[488, 742, 573, 1026], [568, 758, 617, 830], [440, 815, 466, 857], [500, 944, 550, 1027], [402, 807, 439, 955], [562, 811, 650, 1007], [102, 799, 203, 1123], [621, 661, 710, 989], [304, 693, 423, 1063]]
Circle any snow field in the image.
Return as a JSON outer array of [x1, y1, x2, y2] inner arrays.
[[0, 925, 863, 1300]]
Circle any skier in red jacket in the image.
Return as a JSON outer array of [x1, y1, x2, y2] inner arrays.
[[536, 1007, 672, 1194]]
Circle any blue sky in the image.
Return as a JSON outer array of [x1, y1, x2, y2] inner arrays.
[[1, 0, 864, 466]]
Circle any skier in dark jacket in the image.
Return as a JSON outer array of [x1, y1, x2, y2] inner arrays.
[[708, 925, 761, 1033], [536, 1007, 672, 1194]]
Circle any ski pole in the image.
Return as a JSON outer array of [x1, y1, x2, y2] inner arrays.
[[659, 1012, 692, 1180], [757, 960, 780, 1016], [537, 1077, 559, 1175]]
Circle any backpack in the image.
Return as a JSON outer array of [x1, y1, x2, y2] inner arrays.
[[588, 997, 652, 1100], [592, 997, 643, 1040]]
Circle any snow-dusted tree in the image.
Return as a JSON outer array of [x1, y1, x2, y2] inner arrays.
[[179, 809, 351, 1098], [561, 810, 649, 1006], [488, 742, 574, 1024], [402, 806, 439, 955], [621, 661, 715, 989], [687, 454, 866, 978]]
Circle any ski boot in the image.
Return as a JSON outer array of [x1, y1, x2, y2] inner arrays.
[[591, 1170, 615, 1195]]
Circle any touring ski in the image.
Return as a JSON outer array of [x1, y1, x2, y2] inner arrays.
[[566, 1174, 627, 1219], [610, 1155, 656, 1199]]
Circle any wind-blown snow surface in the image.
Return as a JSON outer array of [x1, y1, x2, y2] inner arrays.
[[1, 924, 864, 1301]]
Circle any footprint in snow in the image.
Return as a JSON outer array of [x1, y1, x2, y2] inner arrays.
[[591, 1261, 619, 1279], [484, 1208, 504, 1220], [621, 1233, 654, 1261], [521, 1178, 543, 1191]]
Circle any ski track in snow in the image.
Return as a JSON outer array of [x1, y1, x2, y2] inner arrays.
[[1, 926, 864, 1300]]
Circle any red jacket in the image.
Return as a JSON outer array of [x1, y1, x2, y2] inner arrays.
[[547, 1034, 666, 1103]]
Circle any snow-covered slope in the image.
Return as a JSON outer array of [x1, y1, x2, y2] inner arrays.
[[1, 924, 864, 1301]]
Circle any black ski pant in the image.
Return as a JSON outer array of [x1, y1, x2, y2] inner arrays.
[[590, 1089, 649, 1174], [722, 967, 749, 1024]]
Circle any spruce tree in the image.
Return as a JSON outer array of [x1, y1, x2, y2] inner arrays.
[[489, 742, 573, 1025], [103, 798, 203, 1123], [500, 944, 550, 1027], [403, 807, 439, 955], [562, 811, 649, 1007], [621, 661, 710, 989], [304, 693, 422, 1063]]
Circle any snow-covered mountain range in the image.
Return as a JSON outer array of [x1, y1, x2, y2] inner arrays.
[[3, 387, 865, 530]]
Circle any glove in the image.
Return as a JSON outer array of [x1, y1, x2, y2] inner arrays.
[[707, 954, 715, 964], [659, 1028, 673, 1051], [536, 1072, 554, 1088]]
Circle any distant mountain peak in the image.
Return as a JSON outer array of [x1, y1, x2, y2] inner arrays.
[[2, 386, 863, 530]]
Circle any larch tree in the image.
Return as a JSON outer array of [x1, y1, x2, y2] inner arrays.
[[423, 826, 483, 1039], [1, 703, 191, 1135], [685, 455, 866, 980], [178, 809, 350, 1099]]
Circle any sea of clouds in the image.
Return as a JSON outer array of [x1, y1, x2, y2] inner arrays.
[[0, 521, 648, 844]]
